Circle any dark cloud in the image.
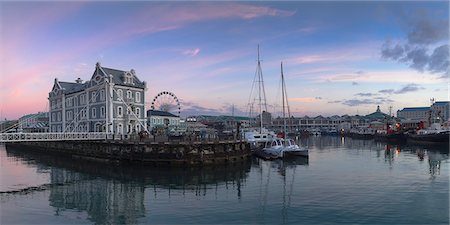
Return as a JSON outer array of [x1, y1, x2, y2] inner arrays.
[[381, 12, 449, 76], [407, 15, 448, 45], [327, 100, 341, 104], [404, 47, 429, 72], [315, 96, 322, 100], [351, 81, 359, 86], [429, 45, 450, 75], [378, 89, 395, 94], [341, 98, 393, 107], [355, 71, 365, 75], [378, 83, 424, 95], [381, 42, 405, 60], [355, 92, 376, 97], [394, 83, 424, 94]]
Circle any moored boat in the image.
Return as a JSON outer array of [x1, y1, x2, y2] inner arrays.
[[407, 123, 449, 144]]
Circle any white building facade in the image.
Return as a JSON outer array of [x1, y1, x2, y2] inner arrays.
[[48, 63, 147, 134]]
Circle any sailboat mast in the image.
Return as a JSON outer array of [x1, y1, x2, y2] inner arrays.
[[281, 62, 287, 136], [256, 45, 268, 133]]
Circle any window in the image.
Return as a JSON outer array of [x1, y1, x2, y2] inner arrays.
[[136, 108, 140, 118], [100, 89, 105, 101], [92, 108, 97, 118], [118, 106, 123, 117], [92, 91, 97, 103], [81, 109, 87, 119], [117, 124, 123, 134], [80, 94, 86, 105], [128, 124, 132, 133], [52, 113, 56, 122], [57, 112, 61, 121], [117, 89, 123, 100], [56, 99, 60, 109], [66, 111, 73, 120], [127, 90, 132, 99], [135, 92, 141, 103], [100, 107, 105, 118]]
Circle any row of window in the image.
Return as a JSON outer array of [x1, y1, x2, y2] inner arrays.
[[151, 118, 179, 125], [51, 89, 143, 110], [116, 89, 141, 103], [52, 107, 107, 122], [115, 123, 142, 134], [51, 90, 107, 109], [117, 106, 141, 118]]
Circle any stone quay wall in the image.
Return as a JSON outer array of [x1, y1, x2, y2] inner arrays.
[[6, 140, 251, 166]]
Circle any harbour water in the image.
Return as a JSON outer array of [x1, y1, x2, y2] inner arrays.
[[1, 136, 448, 224]]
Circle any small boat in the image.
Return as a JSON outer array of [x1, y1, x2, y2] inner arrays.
[[406, 123, 449, 144], [407, 129, 449, 144], [282, 138, 308, 157], [261, 138, 285, 158], [242, 128, 276, 150]]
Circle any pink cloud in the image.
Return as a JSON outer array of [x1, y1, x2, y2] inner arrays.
[[183, 48, 201, 56], [289, 97, 321, 103]]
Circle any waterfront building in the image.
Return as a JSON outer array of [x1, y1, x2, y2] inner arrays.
[[397, 107, 431, 121], [48, 63, 147, 134], [270, 106, 389, 133], [147, 110, 180, 132], [194, 115, 251, 131], [364, 105, 390, 121], [397, 107, 431, 129], [18, 112, 49, 132], [431, 101, 449, 123]]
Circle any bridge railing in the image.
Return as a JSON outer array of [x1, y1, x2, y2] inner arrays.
[[0, 132, 109, 143]]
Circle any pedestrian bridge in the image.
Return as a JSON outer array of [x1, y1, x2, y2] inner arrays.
[[0, 132, 109, 143]]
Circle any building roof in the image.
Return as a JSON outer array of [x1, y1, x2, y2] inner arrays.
[[147, 110, 179, 118], [399, 107, 430, 112], [433, 101, 449, 106], [96, 64, 146, 88], [51, 63, 146, 96], [364, 105, 389, 119], [59, 81, 86, 94]]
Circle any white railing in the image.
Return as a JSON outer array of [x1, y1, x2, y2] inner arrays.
[[0, 132, 109, 143]]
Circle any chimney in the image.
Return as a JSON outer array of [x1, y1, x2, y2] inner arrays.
[[75, 78, 83, 84]]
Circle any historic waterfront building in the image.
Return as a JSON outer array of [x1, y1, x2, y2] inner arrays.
[[18, 112, 49, 133], [48, 63, 147, 134], [147, 110, 180, 132], [397, 107, 431, 121]]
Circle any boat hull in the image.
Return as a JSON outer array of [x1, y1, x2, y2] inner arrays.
[[407, 132, 449, 144], [374, 133, 406, 143]]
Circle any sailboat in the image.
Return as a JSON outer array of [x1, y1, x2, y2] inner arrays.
[[242, 45, 275, 150], [262, 62, 308, 158]]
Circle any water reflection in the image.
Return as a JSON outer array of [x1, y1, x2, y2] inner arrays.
[[4, 146, 251, 224]]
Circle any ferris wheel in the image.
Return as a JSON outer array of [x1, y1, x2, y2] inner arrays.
[[151, 91, 181, 116]]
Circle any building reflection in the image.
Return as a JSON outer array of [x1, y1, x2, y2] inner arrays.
[[427, 149, 448, 179], [5, 146, 251, 224]]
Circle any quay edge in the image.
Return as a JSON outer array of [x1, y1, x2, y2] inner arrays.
[[5, 140, 251, 166]]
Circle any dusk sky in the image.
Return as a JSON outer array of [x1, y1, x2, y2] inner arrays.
[[0, 1, 448, 120]]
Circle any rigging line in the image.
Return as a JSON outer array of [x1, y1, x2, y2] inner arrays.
[[246, 60, 259, 118], [64, 88, 102, 133]]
